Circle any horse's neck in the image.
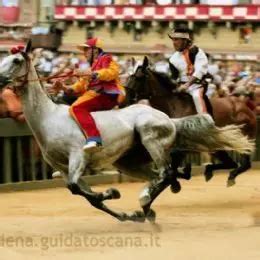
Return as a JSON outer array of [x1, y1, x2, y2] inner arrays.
[[151, 93, 196, 118], [21, 63, 57, 137]]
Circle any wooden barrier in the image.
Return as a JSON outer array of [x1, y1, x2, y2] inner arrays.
[[0, 117, 259, 185], [0, 119, 51, 184]]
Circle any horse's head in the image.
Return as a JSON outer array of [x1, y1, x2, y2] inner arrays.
[[125, 56, 152, 104], [0, 40, 32, 90], [126, 56, 177, 105]]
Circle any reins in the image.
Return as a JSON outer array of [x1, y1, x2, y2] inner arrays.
[[11, 53, 90, 94]]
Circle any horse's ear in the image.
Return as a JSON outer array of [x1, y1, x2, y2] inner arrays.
[[142, 56, 149, 71], [24, 39, 32, 53]]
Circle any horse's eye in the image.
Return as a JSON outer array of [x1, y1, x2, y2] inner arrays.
[[13, 58, 21, 65]]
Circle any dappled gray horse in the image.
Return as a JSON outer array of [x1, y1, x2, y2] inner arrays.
[[0, 41, 254, 223]]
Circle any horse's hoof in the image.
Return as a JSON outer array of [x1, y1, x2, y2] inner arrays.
[[205, 172, 213, 182], [106, 188, 121, 199], [182, 172, 192, 180], [131, 210, 146, 223], [118, 212, 128, 222], [204, 166, 213, 182], [170, 180, 181, 193], [227, 178, 236, 187], [139, 187, 151, 207], [183, 164, 192, 180], [146, 209, 156, 223]]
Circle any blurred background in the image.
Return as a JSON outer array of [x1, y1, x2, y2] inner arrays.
[[1, 0, 259, 110], [0, 1, 259, 56]]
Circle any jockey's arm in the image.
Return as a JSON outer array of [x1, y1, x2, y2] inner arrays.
[[186, 76, 199, 87], [50, 77, 89, 96], [179, 76, 199, 91], [94, 59, 119, 82], [181, 50, 208, 91], [51, 81, 74, 95], [191, 49, 208, 86]]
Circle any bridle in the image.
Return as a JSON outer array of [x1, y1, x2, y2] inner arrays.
[[7, 52, 85, 95], [11, 52, 31, 94], [125, 67, 154, 104]]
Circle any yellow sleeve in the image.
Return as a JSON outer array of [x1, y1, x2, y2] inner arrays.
[[71, 78, 89, 94], [96, 61, 119, 81]]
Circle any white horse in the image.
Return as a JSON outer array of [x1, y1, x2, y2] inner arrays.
[[0, 41, 254, 222]]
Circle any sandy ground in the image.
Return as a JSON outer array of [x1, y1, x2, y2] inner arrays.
[[0, 169, 260, 260]]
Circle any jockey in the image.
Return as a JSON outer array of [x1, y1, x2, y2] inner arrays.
[[168, 27, 209, 114], [53, 38, 124, 152]]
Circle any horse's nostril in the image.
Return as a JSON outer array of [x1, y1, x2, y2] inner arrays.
[[0, 76, 11, 87]]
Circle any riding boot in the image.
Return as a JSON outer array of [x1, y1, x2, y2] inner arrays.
[[83, 138, 102, 152]]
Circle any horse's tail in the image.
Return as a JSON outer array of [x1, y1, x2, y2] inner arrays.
[[171, 113, 255, 154]]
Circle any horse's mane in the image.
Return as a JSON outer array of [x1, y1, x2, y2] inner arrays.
[[149, 69, 178, 92], [148, 68, 193, 103]]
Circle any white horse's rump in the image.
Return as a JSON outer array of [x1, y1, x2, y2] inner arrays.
[[91, 105, 176, 170], [0, 42, 254, 222]]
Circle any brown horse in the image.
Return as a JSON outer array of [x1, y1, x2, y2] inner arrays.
[[125, 56, 257, 186]]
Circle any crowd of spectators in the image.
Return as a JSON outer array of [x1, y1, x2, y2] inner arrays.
[[0, 48, 260, 122]]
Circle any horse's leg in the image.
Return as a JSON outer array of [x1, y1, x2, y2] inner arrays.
[[135, 114, 181, 194], [74, 178, 147, 222], [227, 154, 251, 187], [135, 116, 183, 221], [171, 148, 191, 181], [139, 167, 176, 222], [67, 153, 144, 222], [204, 150, 238, 182]]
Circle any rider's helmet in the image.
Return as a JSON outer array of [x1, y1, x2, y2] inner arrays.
[[77, 38, 104, 51], [168, 27, 193, 42]]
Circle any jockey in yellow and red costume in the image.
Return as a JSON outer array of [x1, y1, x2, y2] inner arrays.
[[56, 38, 124, 152]]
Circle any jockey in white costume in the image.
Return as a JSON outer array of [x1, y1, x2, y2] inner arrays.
[[168, 27, 209, 114]]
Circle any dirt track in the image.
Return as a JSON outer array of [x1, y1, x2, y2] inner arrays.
[[0, 169, 260, 260]]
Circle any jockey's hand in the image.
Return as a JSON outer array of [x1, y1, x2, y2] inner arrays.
[[179, 83, 189, 92], [47, 81, 64, 95]]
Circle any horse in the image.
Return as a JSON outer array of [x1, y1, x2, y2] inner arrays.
[[0, 42, 254, 223], [125, 56, 257, 186]]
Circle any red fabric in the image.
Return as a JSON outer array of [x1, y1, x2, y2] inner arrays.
[[71, 93, 118, 138], [10, 45, 24, 54]]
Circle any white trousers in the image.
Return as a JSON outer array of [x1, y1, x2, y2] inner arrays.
[[187, 84, 207, 114]]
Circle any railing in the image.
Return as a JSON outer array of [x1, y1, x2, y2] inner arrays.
[[54, 5, 260, 21], [0, 117, 259, 185], [0, 119, 52, 184]]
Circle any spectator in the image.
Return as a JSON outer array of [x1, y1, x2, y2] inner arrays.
[[239, 26, 252, 44], [0, 87, 25, 122]]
